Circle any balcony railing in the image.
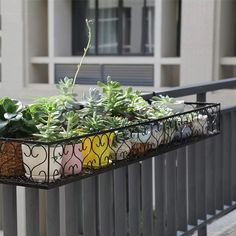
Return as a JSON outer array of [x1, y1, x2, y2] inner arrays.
[[1, 78, 236, 236]]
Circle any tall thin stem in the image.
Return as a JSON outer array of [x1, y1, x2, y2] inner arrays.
[[72, 19, 92, 92]]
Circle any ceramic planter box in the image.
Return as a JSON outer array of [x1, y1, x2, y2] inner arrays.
[[110, 140, 132, 160], [166, 101, 185, 113], [175, 114, 208, 140], [62, 143, 83, 175], [21, 144, 63, 182], [192, 115, 208, 135], [82, 133, 114, 168]]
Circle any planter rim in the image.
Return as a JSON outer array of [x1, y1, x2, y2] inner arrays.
[[0, 102, 220, 145]]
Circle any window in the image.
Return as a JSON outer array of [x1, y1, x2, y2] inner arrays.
[[72, 0, 155, 55]]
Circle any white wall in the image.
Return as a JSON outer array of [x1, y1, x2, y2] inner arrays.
[[0, 0, 234, 101]]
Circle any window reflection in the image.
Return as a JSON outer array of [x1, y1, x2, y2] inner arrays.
[[98, 0, 119, 54], [72, 0, 154, 55]]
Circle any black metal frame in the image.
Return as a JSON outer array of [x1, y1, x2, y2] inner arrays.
[[0, 102, 220, 189]]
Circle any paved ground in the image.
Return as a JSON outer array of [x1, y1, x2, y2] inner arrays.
[[209, 210, 236, 236], [192, 209, 236, 236]]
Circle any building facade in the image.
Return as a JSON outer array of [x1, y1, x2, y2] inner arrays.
[[0, 0, 234, 100]]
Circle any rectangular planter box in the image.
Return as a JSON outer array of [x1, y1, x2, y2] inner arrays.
[[0, 102, 220, 189]]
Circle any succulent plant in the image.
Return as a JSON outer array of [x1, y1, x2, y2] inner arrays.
[[151, 95, 178, 104], [29, 99, 64, 141], [79, 88, 104, 117], [61, 111, 80, 139], [97, 76, 151, 120], [80, 112, 108, 134], [0, 97, 38, 138]]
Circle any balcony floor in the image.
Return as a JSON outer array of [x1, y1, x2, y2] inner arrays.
[[193, 209, 236, 236]]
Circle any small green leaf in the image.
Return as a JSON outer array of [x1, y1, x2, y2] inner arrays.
[[3, 98, 17, 113]]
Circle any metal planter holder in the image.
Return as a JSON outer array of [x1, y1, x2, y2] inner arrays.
[[0, 102, 220, 189]]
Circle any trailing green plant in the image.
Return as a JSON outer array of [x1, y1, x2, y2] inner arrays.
[[0, 97, 38, 138]]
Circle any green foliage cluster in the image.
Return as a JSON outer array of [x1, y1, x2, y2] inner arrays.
[[0, 97, 38, 138], [0, 20, 184, 142]]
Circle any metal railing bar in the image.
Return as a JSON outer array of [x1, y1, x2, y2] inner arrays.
[[188, 145, 197, 226], [221, 105, 236, 114], [195, 141, 207, 236], [74, 182, 83, 235], [166, 151, 177, 235], [205, 138, 216, 216], [82, 177, 97, 236], [153, 77, 236, 98], [141, 159, 153, 236], [154, 155, 165, 236], [64, 184, 77, 236], [176, 148, 188, 232], [46, 188, 60, 236], [214, 134, 224, 211], [222, 114, 232, 206], [98, 172, 114, 236], [114, 167, 128, 236], [230, 111, 236, 201], [128, 163, 141, 236]]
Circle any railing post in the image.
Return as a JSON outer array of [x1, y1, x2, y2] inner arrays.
[[196, 93, 206, 102]]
